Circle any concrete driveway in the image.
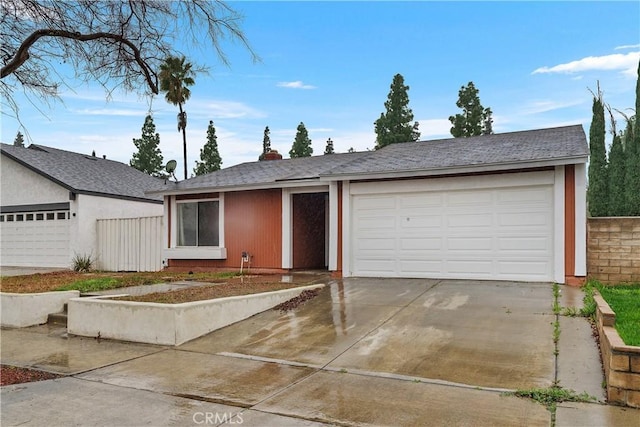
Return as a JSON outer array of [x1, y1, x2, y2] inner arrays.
[[2, 278, 637, 426]]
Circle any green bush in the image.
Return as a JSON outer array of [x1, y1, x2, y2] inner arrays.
[[72, 253, 93, 272]]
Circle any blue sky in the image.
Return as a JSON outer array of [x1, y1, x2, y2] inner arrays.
[[2, 1, 639, 179]]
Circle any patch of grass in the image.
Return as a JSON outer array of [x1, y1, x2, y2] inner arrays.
[[597, 282, 640, 346], [507, 386, 596, 412], [1, 271, 243, 293], [551, 284, 560, 356], [552, 283, 561, 314], [56, 277, 120, 292], [560, 306, 580, 317], [580, 282, 597, 319]]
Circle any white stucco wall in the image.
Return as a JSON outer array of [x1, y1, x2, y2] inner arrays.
[[0, 156, 69, 205], [71, 194, 163, 258]]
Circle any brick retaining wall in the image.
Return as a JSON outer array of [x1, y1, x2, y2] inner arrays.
[[594, 294, 640, 408], [587, 217, 640, 284]]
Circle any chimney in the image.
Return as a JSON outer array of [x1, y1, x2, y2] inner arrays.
[[263, 149, 283, 161]]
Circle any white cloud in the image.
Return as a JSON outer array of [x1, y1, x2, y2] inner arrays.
[[72, 108, 145, 117], [181, 99, 267, 120], [520, 99, 585, 115], [615, 44, 640, 50], [416, 119, 451, 139], [277, 81, 317, 90], [532, 52, 639, 76]]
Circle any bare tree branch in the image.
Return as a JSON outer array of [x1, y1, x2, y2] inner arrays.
[[1, 0, 259, 118], [2, 28, 159, 93]]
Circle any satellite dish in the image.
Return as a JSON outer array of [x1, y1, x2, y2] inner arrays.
[[165, 160, 178, 183], [166, 160, 177, 173]]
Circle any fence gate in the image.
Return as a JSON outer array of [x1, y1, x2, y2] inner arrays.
[[96, 216, 163, 272]]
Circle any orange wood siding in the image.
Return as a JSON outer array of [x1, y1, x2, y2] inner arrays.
[[167, 189, 282, 269], [564, 165, 576, 278], [224, 189, 282, 268]]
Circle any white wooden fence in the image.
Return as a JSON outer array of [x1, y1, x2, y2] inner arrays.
[[96, 216, 163, 272]]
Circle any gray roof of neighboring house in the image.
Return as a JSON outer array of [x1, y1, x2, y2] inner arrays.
[[1, 143, 164, 202], [156, 124, 588, 194]]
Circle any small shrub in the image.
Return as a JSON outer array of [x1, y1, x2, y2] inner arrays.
[[72, 253, 93, 272]]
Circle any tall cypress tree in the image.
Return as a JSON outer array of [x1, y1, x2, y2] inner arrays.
[[289, 122, 313, 158], [13, 131, 25, 147], [606, 107, 625, 215], [130, 114, 164, 176], [374, 74, 420, 149], [324, 138, 335, 155], [194, 120, 222, 176], [624, 60, 640, 215], [587, 85, 608, 217], [259, 126, 271, 161], [449, 81, 494, 137]]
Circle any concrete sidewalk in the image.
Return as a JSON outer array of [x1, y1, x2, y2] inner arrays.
[[2, 279, 639, 426]]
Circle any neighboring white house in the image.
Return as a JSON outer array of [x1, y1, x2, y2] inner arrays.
[[0, 143, 164, 269]]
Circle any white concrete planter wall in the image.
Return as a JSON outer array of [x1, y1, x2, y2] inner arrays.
[[0, 291, 80, 327], [68, 284, 323, 346]]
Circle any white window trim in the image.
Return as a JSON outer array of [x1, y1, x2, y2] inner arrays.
[[165, 194, 226, 260], [281, 185, 331, 270], [554, 166, 565, 283], [574, 163, 587, 277]]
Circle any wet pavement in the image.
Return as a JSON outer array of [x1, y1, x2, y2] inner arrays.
[[2, 277, 639, 426]]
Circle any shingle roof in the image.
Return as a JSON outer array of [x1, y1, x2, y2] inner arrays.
[[1, 143, 164, 202], [167, 151, 370, 191], [330, 124, 588, 177], [155, 124, 588, 194]]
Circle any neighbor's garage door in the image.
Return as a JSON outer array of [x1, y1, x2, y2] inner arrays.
[[0, 210, 70, 268], [350, 171, 555, 281]]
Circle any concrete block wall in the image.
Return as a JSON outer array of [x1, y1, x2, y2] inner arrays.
[[587, 217, 640, 284], [595, 294, 640, 408]]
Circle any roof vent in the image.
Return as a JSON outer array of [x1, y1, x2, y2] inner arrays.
[[262, 150, 283, 161]]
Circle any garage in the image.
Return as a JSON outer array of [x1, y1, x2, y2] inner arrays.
[[0, 209, 70, 268], [349, 171, 555, 282]]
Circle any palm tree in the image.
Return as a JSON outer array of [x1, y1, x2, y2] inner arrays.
[[159, 56, 196, 179]]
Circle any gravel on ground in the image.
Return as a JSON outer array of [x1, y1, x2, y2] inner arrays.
[[1, 365, 63, 386]]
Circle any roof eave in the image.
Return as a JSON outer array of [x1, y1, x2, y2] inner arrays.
[[149, 178, 328, 197]]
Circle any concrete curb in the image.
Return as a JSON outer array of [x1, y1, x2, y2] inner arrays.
[[0, 290, 80, 327], [68, 284, 324, 346]]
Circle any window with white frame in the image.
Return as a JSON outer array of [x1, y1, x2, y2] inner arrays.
[[177, 200, 219, 246]]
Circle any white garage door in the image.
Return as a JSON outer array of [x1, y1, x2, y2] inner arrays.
[[350, 172, 555, 281], [0, 210, 70, 268]]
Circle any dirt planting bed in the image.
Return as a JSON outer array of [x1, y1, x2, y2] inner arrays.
[[1, 365, 63, 386], [1, 271, 323, 295], [116, 276, 319, 304]]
